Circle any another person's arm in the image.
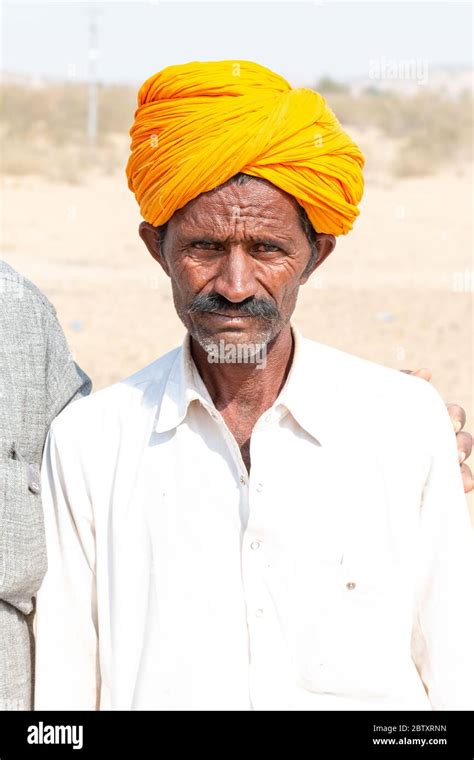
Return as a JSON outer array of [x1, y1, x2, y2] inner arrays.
[[411, 382, 474, 709], [44, 304, 91, 422], [406, 368, 472, 494]]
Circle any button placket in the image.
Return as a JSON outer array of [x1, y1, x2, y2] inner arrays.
[[243, 526, 267, 635], [241, 424, 275, 679]]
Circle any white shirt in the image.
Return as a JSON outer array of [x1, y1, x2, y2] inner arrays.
[[34, 325, 474, 711]]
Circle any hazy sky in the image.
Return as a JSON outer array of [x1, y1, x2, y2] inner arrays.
[[2, 0, 472, 86]]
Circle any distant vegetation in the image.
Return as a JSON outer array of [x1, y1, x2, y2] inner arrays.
[[315, 79, 473, 177], [0, 82, 136, 181], [1, 79, 472, 181]]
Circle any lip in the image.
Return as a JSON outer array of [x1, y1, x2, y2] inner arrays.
[[205, 312, 254, 321]]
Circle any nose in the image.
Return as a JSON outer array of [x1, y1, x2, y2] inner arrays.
[[213, 245, 258, 304]]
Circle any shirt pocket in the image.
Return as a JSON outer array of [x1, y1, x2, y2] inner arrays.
[[0, 451, 47, 612], [293, 557, 409, 699]]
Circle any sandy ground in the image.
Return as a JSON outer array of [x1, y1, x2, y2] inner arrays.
[[2, 167, 473, 514]]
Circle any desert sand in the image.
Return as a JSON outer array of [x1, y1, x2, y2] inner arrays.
[[2, 166, 472, 513]]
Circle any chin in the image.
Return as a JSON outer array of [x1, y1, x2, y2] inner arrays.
[[191, 319, 281, 357]]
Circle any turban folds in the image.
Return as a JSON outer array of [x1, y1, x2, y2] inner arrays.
[[126, 60, 365, 236]]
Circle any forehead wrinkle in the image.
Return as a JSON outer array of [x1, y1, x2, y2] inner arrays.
[[177, 204, 300, 234], [205, 197, 298, 219], [172, 183, 305, 242], [191, 184, 300, 214], [177, 215, 296, 243], [172, 177, 303, 227]]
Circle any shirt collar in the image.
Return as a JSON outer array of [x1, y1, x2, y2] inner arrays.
[[271, 325, 339, 446], [154, 332, 214, 434], [154, 323, 340, 446]]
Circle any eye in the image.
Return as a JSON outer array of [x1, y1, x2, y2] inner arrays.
[[190, 240, 222, 251], [253, 242, 282, 253]]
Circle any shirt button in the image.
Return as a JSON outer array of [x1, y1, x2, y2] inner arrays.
[[250, 541, 261, 550], [256, 482, 263, 492], [27, 465, 41, 494], [210, 411, 217, 420], [240, 475, 246, 485], [255, 609, 264, 618], [264, 413, 272, 423], [346, 582, 356, 591], [28, 479, 41, 495]]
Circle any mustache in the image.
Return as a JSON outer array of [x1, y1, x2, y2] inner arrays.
[[188, 292, 280, 320]]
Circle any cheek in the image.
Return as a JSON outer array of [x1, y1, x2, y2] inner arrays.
[[278, 282, 301, 313], [258, 254, 306, 282], [259, 262, 303, 303], [170, 256, 215, 292]]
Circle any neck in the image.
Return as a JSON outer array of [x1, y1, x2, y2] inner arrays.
[[190, 324, 294, 415]]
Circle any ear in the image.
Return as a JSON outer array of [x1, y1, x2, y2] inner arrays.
[[139, 222, 171, 277], [300, 233, 336, 284]]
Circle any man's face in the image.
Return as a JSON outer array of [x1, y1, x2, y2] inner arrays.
[[140, 178, 334, 353]]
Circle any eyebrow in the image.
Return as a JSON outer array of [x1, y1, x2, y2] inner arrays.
[[179, 233, 290, 247]]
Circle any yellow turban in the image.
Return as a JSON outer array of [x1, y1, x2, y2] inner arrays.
[[126, 60, 365, 236]]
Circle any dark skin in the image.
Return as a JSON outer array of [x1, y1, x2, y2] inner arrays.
[[140, 177, 473, 488]]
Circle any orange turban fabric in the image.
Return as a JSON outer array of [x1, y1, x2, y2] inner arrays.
[[126, 60, 365, 236]]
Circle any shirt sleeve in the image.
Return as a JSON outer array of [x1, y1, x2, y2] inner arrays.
[[44, 308, 92, 426], [411, 382, 474, 710], [33, 416, 100, 710]]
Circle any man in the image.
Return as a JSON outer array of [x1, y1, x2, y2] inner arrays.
[[0, 260, 91, 710], [34, 61, 474, 710]]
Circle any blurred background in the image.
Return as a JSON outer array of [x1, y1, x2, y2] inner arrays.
[[1, 1, 473, 505]]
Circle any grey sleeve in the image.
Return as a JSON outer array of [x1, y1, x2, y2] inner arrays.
[[44, 309, 92, 426], [0, 269, 92, 709]]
